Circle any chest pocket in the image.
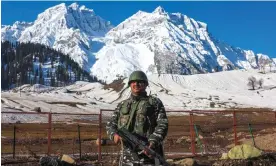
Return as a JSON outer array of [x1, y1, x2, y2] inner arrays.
[[118, 101, 131, 129], [134, 100, 153, 135]]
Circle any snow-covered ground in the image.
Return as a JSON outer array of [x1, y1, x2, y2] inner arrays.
[[1, 69, 276, 122]]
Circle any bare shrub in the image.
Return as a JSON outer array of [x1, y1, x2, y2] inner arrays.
[[258, 58, 270, 74], [247, 76, 257, 90], [210, 102, 215, 108], [258, 78, 264, 89]]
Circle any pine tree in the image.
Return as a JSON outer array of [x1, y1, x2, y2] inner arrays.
[[1, 65, 6, 89], [50, 71, 55, 87], [39, 64, 43, 84], [35, 68, 39, 84]]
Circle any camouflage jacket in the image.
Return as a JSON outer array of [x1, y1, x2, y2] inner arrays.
[[106, 94, 168, 148]]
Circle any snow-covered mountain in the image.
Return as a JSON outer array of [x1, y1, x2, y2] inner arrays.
[[2, 3, 113, 70], [1, 21, 33, 43], [273, 58, 276, 64], [2, 3, 275, 83], [91, 6, 275, 82]]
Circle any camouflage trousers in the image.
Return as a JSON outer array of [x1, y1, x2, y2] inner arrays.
[[118, 148, 161, 166]]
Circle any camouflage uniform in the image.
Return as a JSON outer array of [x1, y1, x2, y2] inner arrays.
[[106, 76, 168, 166]]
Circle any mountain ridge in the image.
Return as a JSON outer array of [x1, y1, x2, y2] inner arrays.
[[2, 3, 275, 83]]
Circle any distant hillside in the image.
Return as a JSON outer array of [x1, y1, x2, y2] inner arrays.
[[1, 41, 103, 90]]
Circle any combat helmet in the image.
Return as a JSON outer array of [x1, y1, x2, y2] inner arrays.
[[128, 70, 148, 86]]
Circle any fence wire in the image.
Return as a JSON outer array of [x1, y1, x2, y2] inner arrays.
[[1, 113, 49, 158], [1, 110, 275, 162]]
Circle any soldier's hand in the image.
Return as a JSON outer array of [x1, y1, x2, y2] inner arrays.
[[113, 134, 121, 144], [143, 142, 155, 158]]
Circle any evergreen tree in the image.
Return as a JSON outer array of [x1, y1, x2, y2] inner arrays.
[[35, 68, 39, 84], [39, 64, 43, 84], [1, 65, 6, 89], [50, 71, 55, 87]]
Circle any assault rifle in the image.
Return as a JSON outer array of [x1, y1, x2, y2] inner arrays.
[[117, 128, 169, 166]]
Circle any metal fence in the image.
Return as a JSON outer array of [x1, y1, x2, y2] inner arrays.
[[1, 109, 276, 162], [1, 112, 101, 161], [98, 109, 276, 160], [164, 110, 276, 158]]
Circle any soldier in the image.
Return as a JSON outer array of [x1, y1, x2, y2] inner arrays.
[[106, 71, 168, 166]]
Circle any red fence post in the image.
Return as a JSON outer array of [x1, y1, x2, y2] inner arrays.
[[13, 125, 16, 158], [48, 113, 52, 155], [233, 111, 237, 146], [189, 113, 196, 156], [98, 110, 102, 161], [78, 125, 82, 160]]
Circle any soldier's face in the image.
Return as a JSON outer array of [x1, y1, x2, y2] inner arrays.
[[130, 80, 147, 95]]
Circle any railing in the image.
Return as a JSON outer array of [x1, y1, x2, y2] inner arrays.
[[99, 109, 276, 159], [1, 112, 101, 161], [1, 109, 276, 162]]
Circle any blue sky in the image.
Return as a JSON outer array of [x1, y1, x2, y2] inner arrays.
[[2, 1, 276, 58]]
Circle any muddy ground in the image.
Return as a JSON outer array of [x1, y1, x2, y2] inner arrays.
[[1, 108, 276, 165]]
